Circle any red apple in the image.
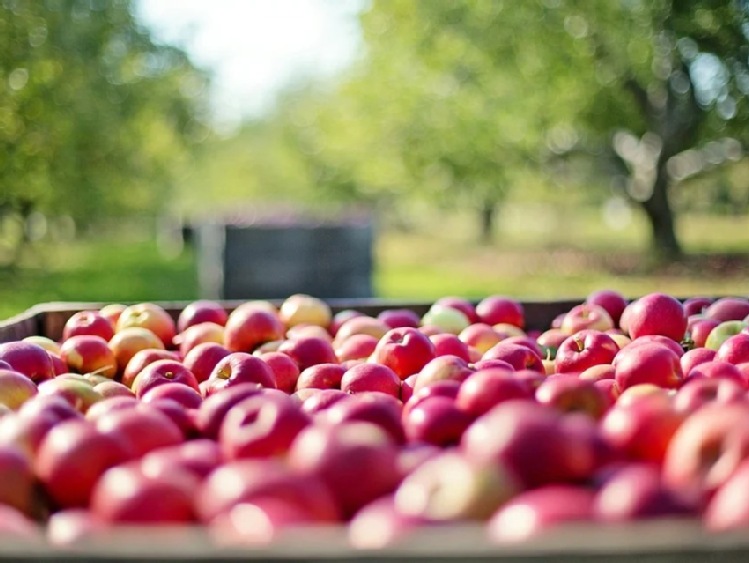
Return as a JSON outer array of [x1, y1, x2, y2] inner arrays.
[[47, 352, 67, 377], [277, 336, 338, 372], [62, 311, 115, 342], [370, 328, 436, 381], [0, 444, 35, 517], [341, 363, 401, 397], [560, 304, 615, 335], [141, 439, 223, 482], [683, 297, 714, 317], [84, 396, 138, 423], [36, 419, 133, 508], [220, 393, 311, 460], [586, 289, 628, 325], [121, 348, 179, 389], [716, 333, 749, 365], [99, 304, 127, 327], [685, 360, 745, 386], [0, 369, 38, 411], [223, 304, 285, 353], [554, 330, 618, 374], [614, 343, 682, 391], [0, 342, 54, 383], [413, 355, 473, 393], [195, 382, 264, 439], [95, 405, 184, 459], [535, 376, 607, 419], [131, 359, 200, 399], [705, 297, 749, 323], [279, 294, 331, 329], [295, 363, 346, 392], [109, 327, 165, 374], [377, 308, 421, 329], [182, 342, 230, 385], [673, 377, 746, 414], [704, 459, 749, 531], [323, 393, 405, 445], [334, 334, 379, 363], [206, 353, 276, 395], [482, 343, 544, 373], [300, 388, 348, 416], [256, 351, 300, 394], [403, 396, 472, 447], [579, 364, 616, 382], [456, 368, 531, 418], [330, 309, 365, 337], [60, 335, 117, 378], [626, 334, 685, 357], [680, 348, 717, 376], [174, 322, 224, 357], [94, 380, 135, 400], [37, 378, 103, 414], [476, 296, 524, 329], [429, 333, 470, 361], [688, 318, 720, 349], [116, 303, 176, 349], [535, 328, 570, 360], [625, 293, 686, 342], [141, 382, 202, 409], [178, 300, 228, 332]]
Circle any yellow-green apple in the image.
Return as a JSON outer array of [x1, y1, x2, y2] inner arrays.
[[705, 320, 749, 350], [0, 370, 37, 411], [613, 343, 682, 391], [256, 351, 300, 394], [109, 327, 164, 374], [223, 304, 285, 353], [601, 393, 684, 465], [277, 336, 337, 372], [219, 393, 311, 460], [174, 322, 224, 358], [205, 353, 276, 396], [62, 311, 114, 342], [196, 458, 340, 524], [99, 304, 127, 327], [456, 368, 531, 418], [178, 299, 228, 332], [683, 297, 714, 317], [37, 378, 103, 414], [434, 296, 479, 324], [501, 335, 543, 357], [704, 460, 749, 531], [60, 335, 117, 378], [395, 451, 519, 521], [21, 336, 61, 356], [279, 294, 331, 329], [36, 419, 133, 508], [341, 363, 401, 397], [482, 343, 544, 373], [322, 393, 405, 445], [0, 444, 36, 517], [476, 296, 524, 329], [130, 359, 200, 399], [195, 383, 264, 439], [663, 402, 749, 505], [91, 463, 195, 524], [625, 293, 686, 342], [459, 323, 502, 355], [705, 297, 749, 323], [488, 485, 595, 543], [586, 289, 628, 326], [535, 376, 607, 419], [462, 401, 596, 488], [116, 303, 176, 349], [371, 327, 436, 381], [181, 343, 230, 385], [334, 334, 378, 363], [560, 304, 615, 335], [295, 363, 346, 392], [673, 377, 746, 414], [141, 382, 202, 409], [554, 330, 618, 374], [288, 421, 401, 519], [608, 332, 632, 350], [95, 405, 183, 459], [377, 309, 421, 329], [421, 305, 470, 335], [0, 342, 54, 384]]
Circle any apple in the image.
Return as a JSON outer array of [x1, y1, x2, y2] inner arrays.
[[333, 316, 390, 346], [663, 403, 749, 505], [586, 289, 628, 325], [554, 330, 618, 374], [296, 363, 346, 392], [37, 378, 103, 414], [36, 419, 133, 508], [413, 355, 473, 393], [535, 328, 569, 360], [300, 389, 349, 416], [683, 297, 714, 317], [614, 343, 682, 391], [482, 343, 544, 373], [433, 296, 479, 324], [459, 323, 502, 355], [377, 309, 421, 329], [330, 309, 365, 337], [625, 293, 686, 342], [687, 318, 720, 349], [22, 336, 62, 356], [705, 297, 749, 323], [174, 322, 224, 357], [91, 463, 195, 524], [421, 305, 470, 335], [141, 439, 223, 482], [62, 311, 115, 342], [594, 463, 694, 522], [60, 335, 117, 378], [279, 294, 331, 329], [223, 304, 285, 353], [220, 393, 311, 460], [181, 343, 230, 385], [685, 360, 745, 386], [94, 380, 135, 400], [116, 303, 176, 349], [535, 376, 607, 420], [209, 498, 312, 547], [673, 377, 746, 414], [615, 383, 671, 409], [197, 458, 340, 524], [705, 320, 749, 350], [716, 333, 749, 365], [195, 382, 264, 439], [178, 299, 228, 332], [560, 304, 615, 335], [427, 333, 469, 363], [141, 382, 202, 409], [403, 396, 472, 447], [0, 444, 35, 517], [704, 459, 749, 531], [404, 380, 461, 417], [206, 353, 276, 395], [341, 363, 401, 397], [131, 359, 200, 399], [277, 336, 338, 372], [462, 401, 595, 488], [0, 369, 37, 411], [322, 393, 405, 445], [601, 394, 685, 465], [256, 351, 300, 394], [475, 296, 524, 329], [370, 327, 436, 381], [456, 368, 531, 418], [579, 363, 615, 382], [108, 327, 165, 373], [120, 348, 179, 389], [395, 451, 519, 522], [0, 342, 54, 383], [84, 395, 138, 423], [625, 334, 684, 358], [334, 334, 379, 363], [488, 485, 596, 543], [99, 303, 127, 326], [288, 421, 401, 519], [680, 348, 717, 376], [46, 509, 106, 547], [95, 405, 184, 458]]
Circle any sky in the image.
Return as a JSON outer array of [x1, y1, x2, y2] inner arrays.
[[135, 0, 367, 129]]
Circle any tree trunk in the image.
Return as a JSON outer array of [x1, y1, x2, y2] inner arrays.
[[479, 199, 496, 244], [639, 162, 682, 262]]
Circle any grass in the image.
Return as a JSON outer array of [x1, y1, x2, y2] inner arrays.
[[1, 208, 748, 321]]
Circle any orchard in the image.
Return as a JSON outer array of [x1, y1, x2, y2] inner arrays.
[[1, 292, 749, 550]]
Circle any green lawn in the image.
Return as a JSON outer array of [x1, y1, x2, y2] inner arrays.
[[1, 210, 748, 321]]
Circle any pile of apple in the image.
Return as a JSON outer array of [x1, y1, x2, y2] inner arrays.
[[1, 291, 749, 549]]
